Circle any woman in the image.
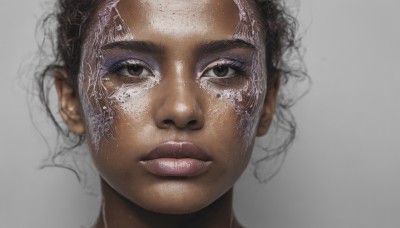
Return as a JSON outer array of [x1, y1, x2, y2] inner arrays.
[[36, 0, 307, 227]]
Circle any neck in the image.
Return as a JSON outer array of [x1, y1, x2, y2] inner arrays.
[[94, 180, 242, 228]]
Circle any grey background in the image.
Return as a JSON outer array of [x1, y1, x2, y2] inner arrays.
[[1, 0, 400, 227]]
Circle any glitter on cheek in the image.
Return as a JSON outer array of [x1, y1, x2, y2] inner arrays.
[[77, 0, 140, 153], [107, 82, 155, 128], [109, 79, 160, 104], [199, 81, 249, 110], [199, 0, 267, 153], [106, 75, 160, 122]]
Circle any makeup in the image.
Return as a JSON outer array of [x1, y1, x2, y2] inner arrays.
[[218, 0, 266, 153], [73, 0, 276, 218], [78, 0, 139, 152], [79, 0, 267, 155]]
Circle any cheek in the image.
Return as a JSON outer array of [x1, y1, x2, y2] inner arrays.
[[202, 98, 257, 192], [105, 79, 159, 120], [224, 79, 266, 153], [203, 86, 263, 164], [81, 80, 158, 153], [77, 0, 136, 152], [198, 59, 266, 158], [231, 0, 267, 149]]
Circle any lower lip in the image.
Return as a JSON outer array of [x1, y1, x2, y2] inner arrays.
[[140, 158, 211, 177]]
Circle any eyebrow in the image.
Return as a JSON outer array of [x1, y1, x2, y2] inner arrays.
[[198, 39, 256, 54], [101, 41, 165, 54], [100, 39, 255, 55]]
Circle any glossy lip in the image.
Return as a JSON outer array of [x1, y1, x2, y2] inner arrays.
[[140, 141, 212, 177]]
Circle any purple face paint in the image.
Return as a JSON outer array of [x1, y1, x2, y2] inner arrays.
[[79, 0, 135, 152]]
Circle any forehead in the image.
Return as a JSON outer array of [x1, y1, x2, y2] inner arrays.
[[114, 0, 241, 41]]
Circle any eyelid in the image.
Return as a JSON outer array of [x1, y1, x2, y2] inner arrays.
[[109, 59, 155, 76], [201, 58, 246, 77]]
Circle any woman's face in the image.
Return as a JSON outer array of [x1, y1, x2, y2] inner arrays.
[[61, 0, 276, 214]]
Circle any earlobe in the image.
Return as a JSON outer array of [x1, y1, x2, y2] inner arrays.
[[256, 78, 280, 136], [54, 69, 85, 135]]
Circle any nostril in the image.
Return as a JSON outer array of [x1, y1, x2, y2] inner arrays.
[[161, 119, 199, 129], [163, 119, 174, 126], [188, 120, 197, 126]]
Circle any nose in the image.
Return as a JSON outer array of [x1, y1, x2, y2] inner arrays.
[[154, 79, 204, 130]]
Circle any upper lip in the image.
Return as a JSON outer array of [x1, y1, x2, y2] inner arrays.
[[141, 141, 211, 161]]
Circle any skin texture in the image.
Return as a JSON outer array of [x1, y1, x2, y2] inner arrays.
[[55, 0, 279, 227]]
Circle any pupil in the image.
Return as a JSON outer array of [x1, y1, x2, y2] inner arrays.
[[128, 65, 143, 75], [213, 66, 228, 77]]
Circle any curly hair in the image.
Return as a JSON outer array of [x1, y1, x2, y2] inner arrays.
[[35, 0, 309, 183]]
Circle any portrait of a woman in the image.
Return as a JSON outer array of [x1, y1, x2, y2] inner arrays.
[[1, 0, 399, 227], [35, 0, 303, 227]]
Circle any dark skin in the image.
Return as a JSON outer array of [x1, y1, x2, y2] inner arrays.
[[55, 0, 279, 227], [97, 183, 239, 227]]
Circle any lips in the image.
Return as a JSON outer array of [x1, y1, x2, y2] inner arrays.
[[140, 141, 212, 177]]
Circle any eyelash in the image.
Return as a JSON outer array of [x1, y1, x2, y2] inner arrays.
[[202, 59, 246, 79], [109, 60, 153, 77], [108, 59, 247, 79]]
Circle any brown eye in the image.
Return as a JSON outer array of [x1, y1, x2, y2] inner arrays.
[[205, 65, 236, 78], [127, 65, 144, 76], [213, 66, 229, 77], [113, 60, 153, 77]]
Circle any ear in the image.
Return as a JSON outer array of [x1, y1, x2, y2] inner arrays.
[[54, 69, 85, 135], [256, 78, 280, 136]]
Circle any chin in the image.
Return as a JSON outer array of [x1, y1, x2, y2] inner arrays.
[[145, 201, 210, 215], [130, 181, 224, 215]]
